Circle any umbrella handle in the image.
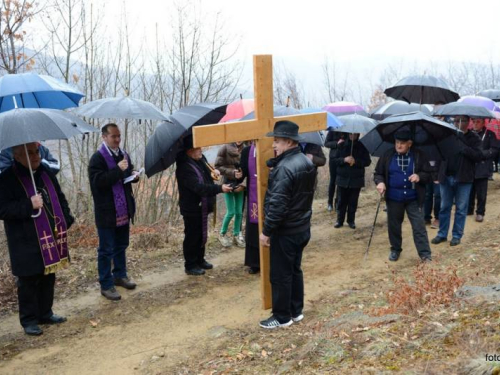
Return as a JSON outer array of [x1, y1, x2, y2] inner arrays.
[[24, 144, 42, 219], [32, 209, 42, 218]]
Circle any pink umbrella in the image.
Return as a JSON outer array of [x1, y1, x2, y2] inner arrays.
[[219, 98, 254, 123], [322, 101, 368, 117]]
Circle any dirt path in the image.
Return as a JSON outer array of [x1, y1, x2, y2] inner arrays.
[[1, 183, 499, 374]]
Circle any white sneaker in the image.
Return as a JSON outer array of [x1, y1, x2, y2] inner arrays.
[[234, 233, 246, 248], [292, 314, 304, 323], [219, 233, 232, 247], [259, 316, 293, 329]]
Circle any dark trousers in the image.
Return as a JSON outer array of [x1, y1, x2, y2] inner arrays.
[[17, 273, 55, 327], [327, 160, 337, 207], [424, 183, 441, 221], [468, 178, 488, 216], [182, 215, 206, 270], [337, 187, 361, 224], [386, 199, 431, 259], [270, 229, 310, 323], [97, 225, 130, 290]]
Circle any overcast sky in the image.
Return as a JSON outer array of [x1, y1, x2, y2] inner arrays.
[[96, 0, 500, 103]]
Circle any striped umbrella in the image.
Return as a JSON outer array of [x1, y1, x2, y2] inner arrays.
[[370, 100, 432, 120], [322, 101, 368, 117], [219, 98, 254, 123]]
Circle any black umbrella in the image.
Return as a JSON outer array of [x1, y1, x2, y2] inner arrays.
[[370, 100, 432, 121], [241, 105, 326, 145], [433, 102, 494, 119], [145, 103, 227, 177], [384, 75, 459, 105], [360, 111, 459, 160], [477, 89, 500, 102]]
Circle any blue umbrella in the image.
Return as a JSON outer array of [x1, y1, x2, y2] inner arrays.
[[300, 108, 342, 130], [0, 73, 84, 112]]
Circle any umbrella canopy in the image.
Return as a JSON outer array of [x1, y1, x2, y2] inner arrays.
[[433, 102, 494, 118], [360, 112, 459, 160], [219, 99, 254, 123], [145, 103, 228, 177], [370, 100, 432, 120], [322, 101, 369, 117], [300, 108, 343, 130], [458, 95, 498, 111], [334, 114, 377, 134], [0, 73, 84, 112], [0, 108, 96, 151], [241, 106, 326, 146], [477, 89, 500, 102], [75, 97, 168, 121], [384, 75, 459, 104]]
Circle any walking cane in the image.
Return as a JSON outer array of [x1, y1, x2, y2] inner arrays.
[[364, 195, 383, 261]]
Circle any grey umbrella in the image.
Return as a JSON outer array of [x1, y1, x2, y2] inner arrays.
[[75, 97, 168, 121], [0, 108, 97, 217], [433, 102, 495, 119], [370, 100, 432, 120], [384, 75, 459, 105], [0, 108, 96, 151], [333, 114, 377, 134], [477, 89, 500, 102]]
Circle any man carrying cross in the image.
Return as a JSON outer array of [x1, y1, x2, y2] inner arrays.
[[0, 142, 74, 335], [258, 121, 317, 329]]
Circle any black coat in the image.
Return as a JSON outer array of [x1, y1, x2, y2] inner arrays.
[[301, 143, 326, 167], [374, 147, 432, 206], [333, 140, 371, 189], [473, 128, 499, 179], [263, 147, 316, 236], [175, 152, 222, 217], [437, 131, 483, 184], [0, 163, 74, 276], [324, 131, 347, 159], [88, 149, 136, 228]]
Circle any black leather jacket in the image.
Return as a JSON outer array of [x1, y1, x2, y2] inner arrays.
[[263, 147, 316, 236]]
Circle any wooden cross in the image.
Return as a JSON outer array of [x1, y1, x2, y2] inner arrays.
[[193, 55, 326, 309]]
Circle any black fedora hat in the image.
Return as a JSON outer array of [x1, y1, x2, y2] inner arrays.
[[266, 120, 303, 142]]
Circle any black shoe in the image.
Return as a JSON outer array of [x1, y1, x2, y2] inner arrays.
[[24, 325, 43, 336], [334, 222, 343, 228], [348, 222, 356, 229], [39, 314, 67, 325], [114, 277, 137, 290], [248, 267, 260, 274], [199, 260, 213, 270], [450, 238, 461, 246], [327, 204, 333, 212], [431, 236, 447, 245], [185, 267, 205, 276], [389, 251, 400, 262], [259, 316, 292, 329], [420, 256, 432, 262]]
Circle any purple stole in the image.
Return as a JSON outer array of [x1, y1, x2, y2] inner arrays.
[[98, 143, 129, 227], [187, 159, 209, 246], [248, 144, 259, 224], [14, 165, 69, 275]]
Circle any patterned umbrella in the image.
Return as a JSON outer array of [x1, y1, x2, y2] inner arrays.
[[219, 99, 254, 123], [322, 101, 369, 117]]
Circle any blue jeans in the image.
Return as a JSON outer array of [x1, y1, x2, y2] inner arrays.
[[424, 182, 441, 221], [438, 176, 472, 240], [97, 225, 130, 290]]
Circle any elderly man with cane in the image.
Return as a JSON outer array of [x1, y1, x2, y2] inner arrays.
[[374, 130, 433, 262]]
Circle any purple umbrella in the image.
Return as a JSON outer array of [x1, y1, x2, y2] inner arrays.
[[322, 101, 368, 117], [458, 95, 497, 111]]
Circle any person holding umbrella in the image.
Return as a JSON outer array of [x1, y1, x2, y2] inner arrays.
[[0, 142, 74, 335], [324, 130, 347, 212], [333, 133, 371, 229], [374, 130, 433, 262], [467, 117, 499, 222], [176, 136, 233, 276], [431, 116, 482, 246], [88, 123, 140, 301]]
